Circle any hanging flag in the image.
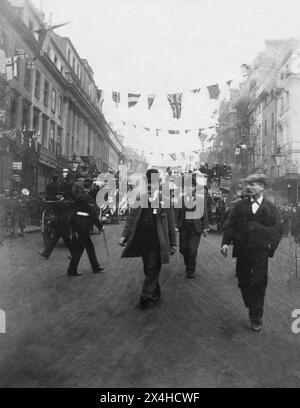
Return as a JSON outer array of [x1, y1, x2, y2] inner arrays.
[[6, 56, 18, 80], [169, 153, 177, 161], [167, 94, 183, 119], [180, 152, 186, 160], [191, 88, 201, 94], [156, 129, 161, 138], [207, 84, 220, 100], [226, 79, 233, 87], [112, 91, 120, 107], [144, 127, 150, 132], [148, 94, 156, 110], [128, 93, 141, 108], [185, 130, 191, 134], [0, 49, 6, 74], [122, 121, 126, 126], [168, 130, 180, 135]]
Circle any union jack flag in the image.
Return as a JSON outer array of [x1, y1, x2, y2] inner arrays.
[[167, 93, 183, 119]]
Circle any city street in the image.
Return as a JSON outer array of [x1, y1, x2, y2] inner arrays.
[[0, 224, 300, 388]]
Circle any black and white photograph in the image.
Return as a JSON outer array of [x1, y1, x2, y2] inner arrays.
[[1, 0, 300, 391]]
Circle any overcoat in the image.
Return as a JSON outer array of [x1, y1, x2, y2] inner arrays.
[[121, 207, 176, 264], [222, 197, 281, 258]]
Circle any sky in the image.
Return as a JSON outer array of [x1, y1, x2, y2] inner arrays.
[[32, 0, 300, 157]]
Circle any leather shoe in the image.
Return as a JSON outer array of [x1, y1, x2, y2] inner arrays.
[[186, 273, 196, 279], [39, 252, 49, 260], [251, 319, 263, 332], [140, 297, 150, 309], [93, 267, 105, 274], [67, 271, 82, 277]]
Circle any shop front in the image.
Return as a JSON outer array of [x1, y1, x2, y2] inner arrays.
[[38, 147, 58, 193]]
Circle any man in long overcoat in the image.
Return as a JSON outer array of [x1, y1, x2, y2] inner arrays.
[[120, 169, 177, 309], [221, 174, 281, 332]]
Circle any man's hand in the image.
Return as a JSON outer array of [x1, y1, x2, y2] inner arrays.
[[203, 229, 209, 237], [119, 237, 126, 247], [98, 225, 105, 235], [170, 245, 177, 256], [221, 245, 230, 258]]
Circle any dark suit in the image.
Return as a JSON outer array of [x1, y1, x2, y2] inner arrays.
[[177, 196, 209, 276], [222, 196, 281, 322]]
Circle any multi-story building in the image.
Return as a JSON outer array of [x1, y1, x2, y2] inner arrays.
[[238, 39, 300, 204], [0, 0, 122, 193]]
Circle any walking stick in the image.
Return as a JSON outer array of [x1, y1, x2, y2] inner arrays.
[[295, 239, 298, 279], [102, 229, 110, 258]]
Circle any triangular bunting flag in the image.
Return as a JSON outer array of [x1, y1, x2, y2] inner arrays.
[[226, 79, 233, 87], [167, 94, 183, 119], [156, 129, 161, 138], [169, 153, 177, 161], [207, 84, 220, 100], [128, 93, 141, 108], [180, 152, 186, 160], [168, 130, 180, 135], [112, 91, 120, 107], [185, 130, 191, 134], [148, 94, 156, 110], [191, 88, 201, 94], [144, 127, 150, 132]]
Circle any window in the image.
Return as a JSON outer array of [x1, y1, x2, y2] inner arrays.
[[43, 80, 49, 106], [0, 28, 9, 54], [24, 61, 32, 90], [35, 69, 41, 98], [271, 113, 275, 130], [51, 88, 56, 113], [42, 117, 48, 148], [58, 95, 63, 118], [264, 120, 267, 136], [54, 55, 58, 66], [56, 127, 62, 156], [49, 122, 55, 152], [33, 109, 40, 134]]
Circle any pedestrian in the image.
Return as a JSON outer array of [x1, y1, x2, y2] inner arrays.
[[119, 169, 177, 309], [221, 174, 281, 332], [177, 174, 209, 279], [46, 175, 61, 201], [67, 185, 104, 277]]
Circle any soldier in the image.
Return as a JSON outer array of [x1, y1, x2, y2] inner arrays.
[[221, 174, 282, 332], [67, 186, 104, 277]]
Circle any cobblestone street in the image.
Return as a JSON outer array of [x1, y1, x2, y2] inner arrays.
[[0, 224, 300, 388]]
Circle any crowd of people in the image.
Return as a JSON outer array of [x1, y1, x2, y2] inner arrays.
[[2, 169, 300, 334]]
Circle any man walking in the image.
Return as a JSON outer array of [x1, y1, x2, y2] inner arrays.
[[119, 169, 177, 309], [177, 175, 209, 279], [67, 186, 104, 277], [221, 174, 281, 332]]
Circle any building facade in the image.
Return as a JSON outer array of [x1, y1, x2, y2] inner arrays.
[[0, 0, 122, 193]]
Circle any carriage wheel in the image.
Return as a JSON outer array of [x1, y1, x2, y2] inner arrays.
[[42, 209, 56, 247]]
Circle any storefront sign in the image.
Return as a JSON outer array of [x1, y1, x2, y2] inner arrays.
[[39, 153, 57, 169]]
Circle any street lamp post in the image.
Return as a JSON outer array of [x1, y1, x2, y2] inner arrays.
[[272, 147, 285, 205]]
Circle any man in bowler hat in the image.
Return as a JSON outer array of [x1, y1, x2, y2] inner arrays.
[[221, 174, 281, 332]]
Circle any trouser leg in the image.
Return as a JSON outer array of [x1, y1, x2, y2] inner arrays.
[[67, 231, 85, 275], [249, 251, 269, 322], [186, 230, 201, 275], [236, 256, 252, 309], [85, 235, 100, 271], [141, 250, 162, 299]]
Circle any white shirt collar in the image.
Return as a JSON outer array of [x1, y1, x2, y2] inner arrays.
[[251, 195, 263, 205]]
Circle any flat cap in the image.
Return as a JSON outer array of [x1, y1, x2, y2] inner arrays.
[[244, 173, 268, 185]]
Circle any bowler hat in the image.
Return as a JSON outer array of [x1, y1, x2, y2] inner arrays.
[[244, 173, 268, 186]]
